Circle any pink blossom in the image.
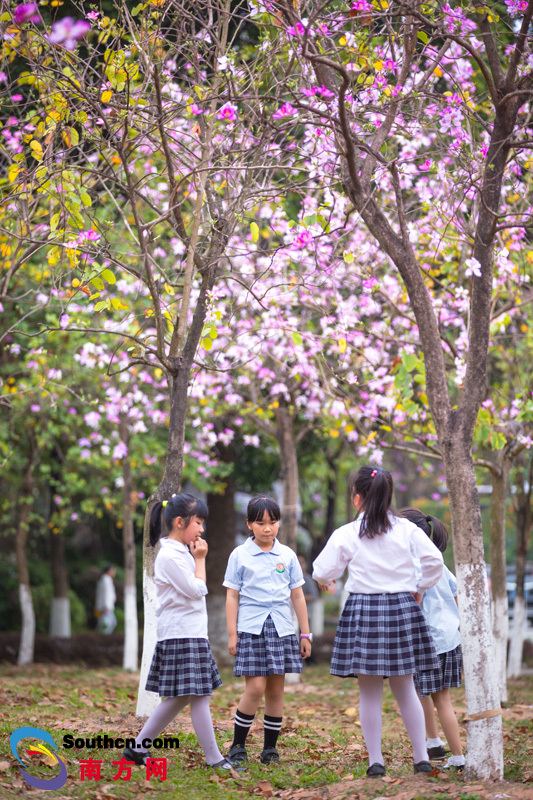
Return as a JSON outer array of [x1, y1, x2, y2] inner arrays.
[[59, 313, 69, 329], [287, 22, 305, 36], [505, 0, 528, 16], [188, 102, 204, 115], [464, 257, 482, 278], [11, 95, 23, 102], [217, 103, 237, 122], [78, 229, 101, 243], [419, 158, 432, 171], [84, 410, 101, 428], [86, 11, 100, 21], [47, 18, 91, 50], [112, 441, 128, 460], [273, 103, 297, 119], [31, 404, 40, 412], [71, 512, 79, 520], [14, 3, 40, 25]]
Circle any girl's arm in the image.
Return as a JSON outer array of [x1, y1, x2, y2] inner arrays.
[[312, 529, 350, 587], [291, 586, 312, 659], [190, 538, 207, 583], [226, 588, 240, 656]]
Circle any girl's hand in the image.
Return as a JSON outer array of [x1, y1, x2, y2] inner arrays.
[[228, 634, 238, 656], [318, 580, 336, 592], [300, 638, 312, 659], [191, 538, 208, 559], [411, 591, 423, 605]]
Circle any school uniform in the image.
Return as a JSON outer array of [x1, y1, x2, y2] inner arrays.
[[415, 565, 462, 696], [145, 538, 222, 697], [223, 536, 305, 676], [312, 515, 444, 677]]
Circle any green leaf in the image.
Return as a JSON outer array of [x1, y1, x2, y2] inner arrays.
[[94, 300, 108, 312], [50, 212, 61, 233], [101, 269, 116, 284], [202, 338, 212, 351], [250, 222, 259, 243], [417, 31, 429, 44], [292, 332, 303, 346], [91, 277, 105, 290], [402, 353, 418, 372], [111, 298, 128, 310]]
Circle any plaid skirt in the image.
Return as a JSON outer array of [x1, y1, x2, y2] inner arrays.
[[331, 593, 440, 677], [233, 615, 303, 676], [145, 638, 222, 697], [415, 645, 463, 697]]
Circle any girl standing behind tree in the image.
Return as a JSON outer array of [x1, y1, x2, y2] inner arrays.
[[312, 466, 443, 777]]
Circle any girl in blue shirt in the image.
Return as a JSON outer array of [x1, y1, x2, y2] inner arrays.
[[400, 508, 465, 770], [223, 496, 312, 765]]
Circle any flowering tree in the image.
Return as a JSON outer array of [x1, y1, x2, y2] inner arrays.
[[261, 0, 533, 778], [1, 0, 312, 712]]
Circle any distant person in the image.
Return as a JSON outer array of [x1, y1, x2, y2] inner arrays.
[[312, 465, 443, 778], [95, 564, 117, 634], [399, 508, 465, 771]]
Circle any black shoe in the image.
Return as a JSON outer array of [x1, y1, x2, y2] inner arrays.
[[227, 744, 248, 764], [366, 762, 386, 777], [209, 757, 247, 772], [414, 760, 433, 774], [122, 746, 150, 766], [260, 747, 280, 764], [428, 745, 447, 759]]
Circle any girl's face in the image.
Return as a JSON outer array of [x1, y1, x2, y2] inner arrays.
[[353, 493, 363, 512], [247, 510, 280, 549], [172, 515, 205, 545]]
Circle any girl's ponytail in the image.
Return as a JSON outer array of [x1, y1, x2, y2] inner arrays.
[[398, 507, 449, 552], [149, 501, 165, 547], [351, 466, 393, 539]]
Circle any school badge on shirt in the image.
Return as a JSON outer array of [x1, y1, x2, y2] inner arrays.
[[275, 563, 286, 573]]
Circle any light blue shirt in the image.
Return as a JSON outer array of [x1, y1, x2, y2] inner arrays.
[[420, 564, 461, 654], [223, 536, 305, 636]]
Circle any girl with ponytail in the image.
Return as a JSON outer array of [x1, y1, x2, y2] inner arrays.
[[123, 493, 241, 772], [399, 508, 465, 771], [312, 466, 444, 777]]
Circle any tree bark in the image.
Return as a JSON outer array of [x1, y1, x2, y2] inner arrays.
[[488, 450, 511, 703], [121, 422, 138, 672], [206, 466, 237, 667], [49, 530, 71, 638], [16, 469, 35, 666], [443, 440, 502, 777], [276, 405, 299, 550], [508, 455, 532, 678]]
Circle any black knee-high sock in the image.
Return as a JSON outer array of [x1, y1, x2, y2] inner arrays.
[[263, 715, 282, 750], [231, 709, 255, 748]]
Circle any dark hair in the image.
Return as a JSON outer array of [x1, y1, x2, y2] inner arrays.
[[246, 495, 281, 524], [103, 564, 114, 575], [398, 507, 449, 552], [149, 493, 208, 547], [350, 465, 394, 539]]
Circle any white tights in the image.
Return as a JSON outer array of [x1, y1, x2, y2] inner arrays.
[[134, 695, 224, 765], [358, 674, 428, 765]]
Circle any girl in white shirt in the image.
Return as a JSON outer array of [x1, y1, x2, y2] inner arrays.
[[312, 466, 443, 778], [123, 493, 238, 772], [400, 508, 465, 771]]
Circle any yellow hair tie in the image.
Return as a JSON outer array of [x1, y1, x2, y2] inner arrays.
[[162, 500, 168, 507]]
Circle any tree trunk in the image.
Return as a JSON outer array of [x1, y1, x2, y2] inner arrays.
[[508, 456, 532, 678], [276, 406, 299, 550], [443, 442, 502, 779], [488, 451, 511, 703], [136, 368, 191, 716], [16, 490, 35, 666], [49, 530, 71, 638], [324, 453, 338, 538], [121, 422, 138, 672], [206, 469, 237, 667]]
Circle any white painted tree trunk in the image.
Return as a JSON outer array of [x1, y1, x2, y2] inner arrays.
[[49, 597, 71, 637], [456, 564, 503, 779], [311, 596, 324, 637], [136, 569, 160, 717], [491, 593, 509, 703], [123, 584, 138, 672], [18, 584, 35, 666], [507, 596, 526, 678]]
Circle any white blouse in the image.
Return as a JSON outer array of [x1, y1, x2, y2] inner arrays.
[[154, 538, 208, 641], [312, 515, 443, 595]]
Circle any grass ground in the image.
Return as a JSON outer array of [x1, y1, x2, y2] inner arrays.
[[0, 663, 532, 800]]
